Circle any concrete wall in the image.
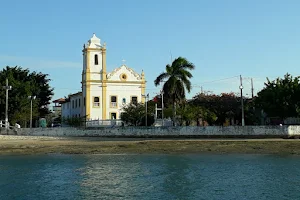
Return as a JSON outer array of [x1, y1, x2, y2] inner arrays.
[[5, 125, 300, 138]]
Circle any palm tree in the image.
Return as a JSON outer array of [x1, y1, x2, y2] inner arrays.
[[154, 57, 195, 125]]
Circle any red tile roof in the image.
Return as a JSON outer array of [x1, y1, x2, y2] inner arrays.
[[52, 98, 66, 103]]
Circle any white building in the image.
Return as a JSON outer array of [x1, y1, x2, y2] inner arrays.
[[61, 92, 82, 119], [61, 33, 146, 123]]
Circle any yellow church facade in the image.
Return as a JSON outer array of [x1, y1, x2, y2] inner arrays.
[[61, 34, 146, 121]]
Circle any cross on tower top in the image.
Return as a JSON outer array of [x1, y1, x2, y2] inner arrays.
[[122, 59, 126, 65]]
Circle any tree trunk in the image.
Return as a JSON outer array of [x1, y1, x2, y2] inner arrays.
[[196, 118, 200, 126], [172, 102, 176, 126]]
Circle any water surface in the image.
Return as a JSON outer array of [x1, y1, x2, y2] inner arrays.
[[0, 154, 299, 200]]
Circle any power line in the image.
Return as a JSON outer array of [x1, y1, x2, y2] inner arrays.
[[196, 75, 240, 85], [54, 75, 261, 97], [192, 75, 240, 87]]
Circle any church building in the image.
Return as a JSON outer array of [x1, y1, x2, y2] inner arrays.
[[61, 33, 146, 122]]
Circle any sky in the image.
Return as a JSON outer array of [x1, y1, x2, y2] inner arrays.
[[1, 0, 300, 107]]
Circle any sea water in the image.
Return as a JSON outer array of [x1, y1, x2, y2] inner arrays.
[[0, 154, 300, 200]]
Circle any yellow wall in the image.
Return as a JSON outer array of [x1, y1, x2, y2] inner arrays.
[[101, 46, 107, 119], [85, 51, 91, 119], [82, 42, 145, 120]]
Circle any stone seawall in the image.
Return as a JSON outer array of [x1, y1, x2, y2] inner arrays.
[[4, 125, 300, 138]]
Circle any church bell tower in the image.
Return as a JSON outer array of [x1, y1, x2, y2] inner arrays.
[[82, 33, 107, 120]]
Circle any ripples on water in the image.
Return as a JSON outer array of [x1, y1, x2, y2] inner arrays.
[[0, 154, 300, 200]]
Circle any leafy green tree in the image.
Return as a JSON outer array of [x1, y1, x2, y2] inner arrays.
[[193, 106, 218, 126], [177, 102, 218, 126], [62, 116, 83, 127], [120, 102, 155, 126], [161, 107, 173, 119], [177, 103, 195, 126], [255, 73, 300, 120], [154, 57, 195, 124], [214, 93, 241, 125], [0, 66, 54, 127], [243, 99, 260, 125], [191, 92, 262, 125], [191, 92, 239, 125], [29, 71, 53, 117]]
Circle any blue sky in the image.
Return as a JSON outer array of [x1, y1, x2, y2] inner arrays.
[[1, 0, 300, 105]]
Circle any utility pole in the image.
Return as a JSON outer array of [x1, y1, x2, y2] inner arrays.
[[145, 94, 148, 127], [142, 94, 149, 126], [154, 90, 165, 126], [28, 96, 36, 128], [161, 90, 164, 126], [155, 103, 158, 120], [201, 86, 203, 94], [240, 75, 245, 126], [3, 79, 12, 129], [251, 78, 254, 98]]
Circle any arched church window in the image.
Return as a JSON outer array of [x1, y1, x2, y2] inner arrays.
[[95, 54, 98, 65], [122, 98, 126, 104], [93, 96, 100, 107], [131, 96, 138, 105], [110, 96, 117, 108]]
